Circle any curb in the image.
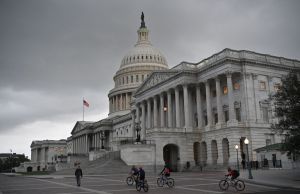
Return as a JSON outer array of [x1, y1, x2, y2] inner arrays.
[[240, 178, 300, 190]]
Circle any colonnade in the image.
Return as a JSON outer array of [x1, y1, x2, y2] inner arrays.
[[72, 135, 89, 154], [109, 92, 132, 113], [133, 72, 238, 140]]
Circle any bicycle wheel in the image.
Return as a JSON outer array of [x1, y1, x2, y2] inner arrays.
[[157, 177, 164, 187], [166, 178, 175, 188], [126, 176, 134, 186], [136, 182, 141, 191], [235, 180, 245, 191], [219, 180, 229, 191], [143, 182, 149, 192]]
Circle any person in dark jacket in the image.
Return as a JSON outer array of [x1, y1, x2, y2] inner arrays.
[[75, 166, 83, 186]]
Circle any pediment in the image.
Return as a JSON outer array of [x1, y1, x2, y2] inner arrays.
[[135, 71, 178, 95], [71, 121, 93, 135]]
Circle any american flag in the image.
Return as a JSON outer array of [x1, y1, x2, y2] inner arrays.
[[83, 99, 89, 107]]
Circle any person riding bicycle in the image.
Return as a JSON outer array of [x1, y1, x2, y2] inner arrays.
[[130, 165, 139, 176], [226, 167, 239, 180], [160, 165, 171, 181], [138, 166, 146, 184]]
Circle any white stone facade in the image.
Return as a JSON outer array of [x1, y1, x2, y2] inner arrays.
[[68, 15, 300, 171]]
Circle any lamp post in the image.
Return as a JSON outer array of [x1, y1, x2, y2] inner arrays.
[[135, 122, 141, 143], [244, 138, 253, 179], [100, 131, 105, 149], [10, 149, 13, 173], [235, 145, 240, 171]]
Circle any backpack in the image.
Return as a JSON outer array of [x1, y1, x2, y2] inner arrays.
[[232, 170, 239, 177]]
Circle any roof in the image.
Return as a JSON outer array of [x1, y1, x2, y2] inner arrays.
[[255, 143, 284, 152]]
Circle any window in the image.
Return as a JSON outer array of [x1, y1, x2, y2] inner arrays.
[[204, 116, 208, 126], [274, 83, 281, 92], [212, 90, 216, 97], [224, 111, 229, 122], [142, 74, 144, 81], [223, 86, 228, 95], [262, 107, 269, 123], [214, 113, 218, 124], [131, 76, 133, 83], [260, 81, 266, 90], [234, 83, 240, 90], [266, 139, 271, 146], [122, 77, 124, 84], [136, 75, 139, 82], [126, 76, 129, 84], [235, 108, 241, 122]]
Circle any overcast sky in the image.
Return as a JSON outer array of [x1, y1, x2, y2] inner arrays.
[[1, 0, 300, 158]]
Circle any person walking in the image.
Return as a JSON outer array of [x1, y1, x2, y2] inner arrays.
[[75, 165, 83, 186]]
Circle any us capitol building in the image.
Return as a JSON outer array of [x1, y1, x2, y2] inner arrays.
[[30, 14, 300, 172]]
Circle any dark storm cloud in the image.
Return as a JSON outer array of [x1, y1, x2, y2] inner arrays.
[[0, 0, 300, 155]]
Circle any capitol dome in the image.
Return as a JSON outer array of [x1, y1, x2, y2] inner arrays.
[[108, 13, 168, 117]]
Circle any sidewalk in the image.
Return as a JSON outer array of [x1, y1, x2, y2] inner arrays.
[[239, 168, 300, 189]]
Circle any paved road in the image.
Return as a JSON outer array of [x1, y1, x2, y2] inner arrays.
[[1, 172, 300, 194]]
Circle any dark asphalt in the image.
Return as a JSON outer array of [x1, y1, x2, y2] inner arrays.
[[0, 171, 300, 194]]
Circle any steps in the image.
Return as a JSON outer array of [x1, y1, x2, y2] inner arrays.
[[52, 151, 130, 175]]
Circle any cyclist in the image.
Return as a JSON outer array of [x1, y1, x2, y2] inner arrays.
[[160, 165, 171, 181], [226, 167, 239, 180], [130, 165, 139, 182], [138, 166, 146, 184]]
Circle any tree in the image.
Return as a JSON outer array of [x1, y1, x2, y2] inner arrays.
[[271, 72, 300, 157]]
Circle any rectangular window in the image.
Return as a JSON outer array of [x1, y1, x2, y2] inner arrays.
[[260, 81, 266, 90], [235, 108, 241, 122], [204, 116, 208, 126], [136, 75, 139, 82], [131, 76, 133, 83], [262, 107, 269, 123], [142, 74, 144, 81], [266, 139, 271, 146], [214, 113, 218, 124], [126, 76, 129, 84], [274, 83, 281, 92], [234, 83, 240, 90], [223, 86, 228, 95], [224, 111, 229, 122]]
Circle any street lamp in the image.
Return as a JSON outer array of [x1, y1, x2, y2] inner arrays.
[[244, 138, 253, 179], [235, 145, 240, 171], [10, 149, 13, 173], [100, 131, 105, 149], [135, 122, 141, 142]]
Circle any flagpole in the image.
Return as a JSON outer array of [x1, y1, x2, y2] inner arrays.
[[83, 97, 84, 121]]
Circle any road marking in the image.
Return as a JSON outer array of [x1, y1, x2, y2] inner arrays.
[[176, 186, 224, 194], [36, 178, 112, 194]]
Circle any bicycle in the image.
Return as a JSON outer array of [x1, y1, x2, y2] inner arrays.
[[157, 174, 175, 188], [136, 179, 149, 192], [126, 173, 138, 186], [219, 176, 245, 191]]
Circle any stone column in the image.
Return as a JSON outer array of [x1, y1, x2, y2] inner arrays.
[[120, 94, 123, 111], [196, 84, 203, 129], [86, 134, 88, 153], [136, 104, 140, 124], [216, 77, 223, 127], [205, 81, 212, 128], [160, 94, 165, 127], [141, 102, 146, 140], [183, 84, 191, 129], [175, 87, 180, 128], [153, 96, 158, 127], [147, 99, 151, 129], [132, 111, 136, 139], [226, 72, 237, 123], [125, 93, 129, 109], [167, 90, 172, 127]]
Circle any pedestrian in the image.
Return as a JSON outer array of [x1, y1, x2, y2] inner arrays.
[[241, 159, 245, 169], [75, 165, 83, 186]]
